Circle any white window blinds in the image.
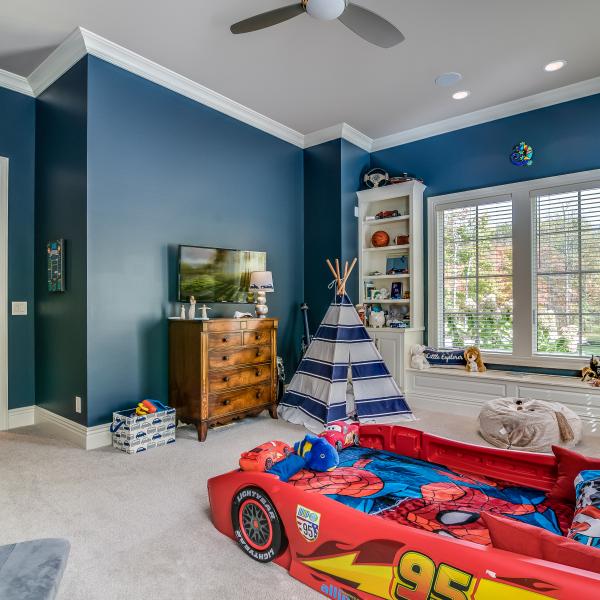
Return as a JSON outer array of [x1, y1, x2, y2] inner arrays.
[[534, 187, 600, 356], [437, 198, 513, 351]]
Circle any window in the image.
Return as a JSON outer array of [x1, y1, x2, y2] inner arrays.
[[429, 169, 600, 367], [437, 198, 513, 352], [534, 187, 600, 356]]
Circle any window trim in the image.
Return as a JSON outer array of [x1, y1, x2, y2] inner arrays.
[[428, 168, 600, 369]]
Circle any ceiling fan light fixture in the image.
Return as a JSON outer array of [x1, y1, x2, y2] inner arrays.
[[305, 0, 347, 21]]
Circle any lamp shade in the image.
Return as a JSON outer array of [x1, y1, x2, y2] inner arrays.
[[249, 271, 274, 292]]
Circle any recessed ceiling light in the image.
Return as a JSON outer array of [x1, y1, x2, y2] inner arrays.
[[544, 60, 567, 72], [452, 90, 471, 100], [435, 72, 463, 87]]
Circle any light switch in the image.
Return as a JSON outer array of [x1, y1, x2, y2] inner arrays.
[[11, 301, 27, 316]]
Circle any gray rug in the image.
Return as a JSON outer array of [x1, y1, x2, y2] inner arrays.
[[1, 409, 598, 600]]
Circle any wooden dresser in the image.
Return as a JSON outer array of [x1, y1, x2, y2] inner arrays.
[[168, 318, 278, 441]]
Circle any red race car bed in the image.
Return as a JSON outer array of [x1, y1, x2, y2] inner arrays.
[[207, 425, 600, 599]]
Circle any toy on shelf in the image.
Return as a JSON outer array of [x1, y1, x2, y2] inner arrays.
[[581, 355, 600, 383], [319, 421, 359, 452], [465, 346, 486, 373], [135, 399, 159, 416], [239, 440, 292, 472]]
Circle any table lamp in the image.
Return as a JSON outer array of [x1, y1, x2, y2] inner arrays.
[[249, 271, 274, 318]]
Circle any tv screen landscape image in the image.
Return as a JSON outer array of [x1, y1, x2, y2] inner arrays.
[[178, 246, 266, 303]]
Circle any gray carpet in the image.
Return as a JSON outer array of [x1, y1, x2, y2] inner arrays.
[[1, 409, 599, 600]]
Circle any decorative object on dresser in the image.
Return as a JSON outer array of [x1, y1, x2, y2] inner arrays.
[[249, 271, 274, 318], [169, 318, 278, 441], [198, 304, 211, 320]]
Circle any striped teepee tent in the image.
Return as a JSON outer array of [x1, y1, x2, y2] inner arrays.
[[278, 258, 414, 433]]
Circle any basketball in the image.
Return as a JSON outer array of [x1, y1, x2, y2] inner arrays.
[[371, 230, 390, 247]]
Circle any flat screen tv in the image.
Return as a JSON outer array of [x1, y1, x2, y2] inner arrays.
[[177, 245, 266, 303]]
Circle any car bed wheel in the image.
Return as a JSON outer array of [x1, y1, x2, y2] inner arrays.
[[231, 487, 285, 563], [335, 441, 343, 452], [353, 434, 359, 446]]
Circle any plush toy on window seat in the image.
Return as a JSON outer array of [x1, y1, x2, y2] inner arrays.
[[465, 346, 486, 373], [267, 434, 339, 482]]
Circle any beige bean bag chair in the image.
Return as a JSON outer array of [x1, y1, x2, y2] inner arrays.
[[478, 397, 582, 453]]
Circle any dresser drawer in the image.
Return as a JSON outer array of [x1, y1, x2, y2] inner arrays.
[[244, 320, 275, 331], [208, 332, 243, 350], [209, 384, 271, 418], [209, 364, 271, 392], [208, 345, 271, 369], [243, 330, 271, 346], [206, 320, 242, 333]]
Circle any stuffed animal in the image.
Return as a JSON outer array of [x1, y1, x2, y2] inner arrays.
[[294, 434, 339, 472], [410, 344, 430, 370], [581, 355, 600, 382], [464, 346, 486, 373], [268, 434, 339, 482]]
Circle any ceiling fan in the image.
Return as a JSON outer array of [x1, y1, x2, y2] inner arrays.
[[230, 0, 405, 48]]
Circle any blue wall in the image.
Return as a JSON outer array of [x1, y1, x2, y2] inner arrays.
[[341, 139, 370, 301], [303, 139, 369, 332], [0, 86, 36, 409], [85, 56, 304, 426], [371, 92, 600, 358], [371, 93, 600, 198], [35, 58, 88, 424], [303, 140, 342, 332]]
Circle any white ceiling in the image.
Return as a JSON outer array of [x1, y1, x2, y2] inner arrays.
[[2, 0, 600, 139]]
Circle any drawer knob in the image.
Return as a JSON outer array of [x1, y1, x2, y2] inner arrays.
[[222, 337, 229, 343], [223, 399, 231, 406], [255, 369, 262, 377], [222, 355, 229, 361], [223, 376, 230, 383], [255, 334, 261, 340], [255, 350, 261, 357], [255, 391, 262, 399]]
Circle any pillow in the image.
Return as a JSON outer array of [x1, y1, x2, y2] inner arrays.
[[481, 512, 543, 557], [483, 512, 600, 574], [568, 470, 600, 548], [548, 446, 600, 503], [422, 347, 466, 368]]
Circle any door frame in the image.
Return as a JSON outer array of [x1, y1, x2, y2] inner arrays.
[[0, 156, 8, 430]]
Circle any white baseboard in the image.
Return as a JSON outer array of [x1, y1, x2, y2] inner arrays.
[[8, 406, 36, 428], [8, 405, 112, 450]]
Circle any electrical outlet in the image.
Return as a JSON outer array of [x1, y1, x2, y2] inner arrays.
[[75, 396, 82, 413], [11, 301, 27, 316]]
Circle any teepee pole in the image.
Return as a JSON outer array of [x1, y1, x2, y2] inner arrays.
[[326, 259, 341, 292], [339, 258, 357, 295]]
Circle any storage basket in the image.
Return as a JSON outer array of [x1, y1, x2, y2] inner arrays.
[[111, 401, 176, 454]]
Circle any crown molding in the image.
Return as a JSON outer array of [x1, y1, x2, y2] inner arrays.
[[371, 75, 600, 152], [2, 27, 600, 153], [80, 28, 304, 148], [303, 123, 373, 152], [0, 67, 33, 97], [28, 27, 87, 96]]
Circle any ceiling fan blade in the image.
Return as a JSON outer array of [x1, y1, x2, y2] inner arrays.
[[338, 3, 405, 48], [231, 4, 304, 34]]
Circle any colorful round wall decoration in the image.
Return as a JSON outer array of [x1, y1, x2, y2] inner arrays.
[[510, 141, 534, 166]]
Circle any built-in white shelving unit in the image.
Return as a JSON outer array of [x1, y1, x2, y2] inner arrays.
[[356, 180, 426, 388]]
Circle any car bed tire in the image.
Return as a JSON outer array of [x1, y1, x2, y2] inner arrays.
[[231, 487, 285, 563]]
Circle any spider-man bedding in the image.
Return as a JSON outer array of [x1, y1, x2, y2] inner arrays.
[[287, 446, 573, 546]]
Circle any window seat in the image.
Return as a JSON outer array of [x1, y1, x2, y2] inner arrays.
[[404, 367, 600, 434]]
